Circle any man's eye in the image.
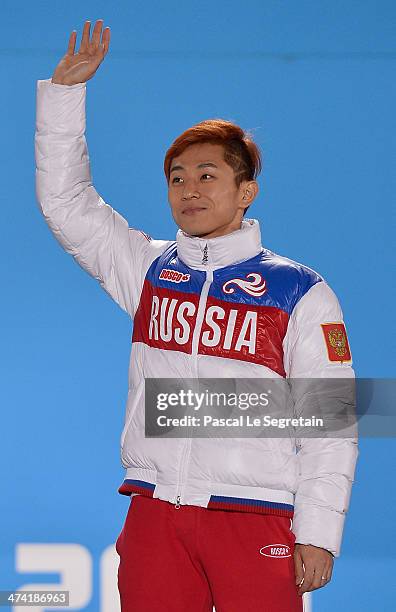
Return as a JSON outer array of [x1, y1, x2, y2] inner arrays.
[[171, 174, 213, 184]]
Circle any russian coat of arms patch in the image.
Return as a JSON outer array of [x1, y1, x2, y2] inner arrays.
[[321, 322, 352, 362]]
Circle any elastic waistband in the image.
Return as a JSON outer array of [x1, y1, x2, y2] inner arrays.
[[118, 478, 294, 518]]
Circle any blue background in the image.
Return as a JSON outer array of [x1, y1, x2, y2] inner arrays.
[[1, 0, 395, 610]]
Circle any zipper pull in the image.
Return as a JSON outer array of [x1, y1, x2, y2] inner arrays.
[[175, 495, 181, 509]]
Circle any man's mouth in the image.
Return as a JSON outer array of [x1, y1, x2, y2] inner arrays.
[[182, 206, 207, 216]]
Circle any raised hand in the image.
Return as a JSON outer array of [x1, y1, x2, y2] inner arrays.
[[51, 19, 110, 86]]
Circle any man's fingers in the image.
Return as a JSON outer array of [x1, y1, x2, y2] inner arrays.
[[294, 544, 334, 594], [310, 566, 328, 591], [73, 19, 109, 58], [91, 19, 103, 49], [321, 560, 333, 584], [298, 563, 315, 595], [102, 27, 111, 55], [299, 560, 333, 593], [80, 20, 91, 52], [66, 31, 77, 56], [294, 551, 304, 586]]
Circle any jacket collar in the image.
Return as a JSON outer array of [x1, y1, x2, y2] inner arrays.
[[176, 218, 263, 270]]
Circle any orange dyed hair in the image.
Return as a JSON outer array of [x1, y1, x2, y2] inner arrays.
[[164, 118, 262, 188]]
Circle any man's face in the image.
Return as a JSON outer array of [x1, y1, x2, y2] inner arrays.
[[167, 142, 258, 239]]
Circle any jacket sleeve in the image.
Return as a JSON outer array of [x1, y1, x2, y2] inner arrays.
[[282, 280, 359, 557], [35, 78, 171, 318]]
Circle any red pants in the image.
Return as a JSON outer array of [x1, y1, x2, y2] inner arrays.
[[116, 495, 303, 612]]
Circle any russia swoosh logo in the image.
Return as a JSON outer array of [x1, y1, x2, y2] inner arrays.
[[222, 273, 267, 297]]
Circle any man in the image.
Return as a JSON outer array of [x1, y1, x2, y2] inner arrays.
[[36, 19, 358, 612]]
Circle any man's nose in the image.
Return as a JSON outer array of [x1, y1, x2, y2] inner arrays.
[[181, 180, 200, 200]]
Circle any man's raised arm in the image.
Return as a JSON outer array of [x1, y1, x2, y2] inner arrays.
[[35, 19, 170, 318]]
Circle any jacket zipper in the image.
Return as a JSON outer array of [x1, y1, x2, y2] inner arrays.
[[174, 266, 214, 508]]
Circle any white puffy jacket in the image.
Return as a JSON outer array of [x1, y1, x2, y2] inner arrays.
[[35, 78, 358, 557]]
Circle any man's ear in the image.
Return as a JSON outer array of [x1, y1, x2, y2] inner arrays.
[[241, 180, 259, 207]]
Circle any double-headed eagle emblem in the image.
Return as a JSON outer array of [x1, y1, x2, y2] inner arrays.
[[327, 329, 348, 357]]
